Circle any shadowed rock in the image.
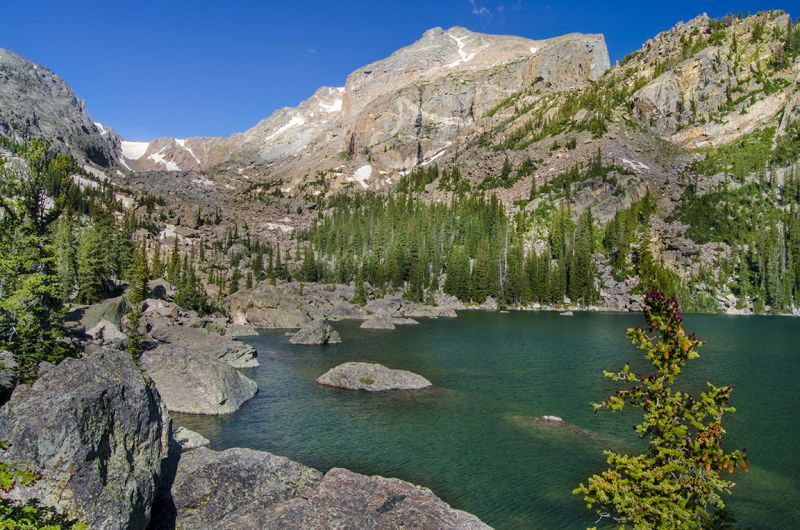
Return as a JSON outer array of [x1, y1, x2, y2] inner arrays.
[[0, 347, 170, 529]]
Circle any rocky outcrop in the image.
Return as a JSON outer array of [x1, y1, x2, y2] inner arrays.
[[316, 362, 432, 391], [0, 49, 121, 166], [86, 318, 128, 343], [289, 320, 341, 345], [150, 322, 258, 368], [173, 426, 210, 451], [140, 343, 257, 415], [0, 347, 170, 529], [0, 350, 16, 403], [281, 467, 490, 530], [68, 294, 128, 331], [163, 446, 488, 529]]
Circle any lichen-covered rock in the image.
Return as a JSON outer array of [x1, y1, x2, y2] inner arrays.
[[140, 343, 257, 415], [163, 447, 489, 530], [289, 320, 341, 345], [0, 347, 170, 529], [168, 447, 323, 529], [150, 323, 258, 368], [266, 467, 491, 530], [316, 362, 432, 391]]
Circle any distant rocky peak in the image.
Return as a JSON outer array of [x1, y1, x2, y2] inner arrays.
[[0, 48, 120, 167]]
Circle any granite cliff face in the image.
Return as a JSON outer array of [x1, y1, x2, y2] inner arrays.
[[0, 48, 120, 166], [116, 27, 609, 188]]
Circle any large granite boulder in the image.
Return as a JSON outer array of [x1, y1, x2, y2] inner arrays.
[[316, 362, 432, 392], [140, 343, 257, 415], [227, 283, 311, 329], [65, 295, 128, 330], [289, 320, 341, 345], [166, 447, 322, 529], [163, 447, 488, 529], [150, 323, 258, 368], [86, 318, 128, 344], [0, 347, 170, 529]]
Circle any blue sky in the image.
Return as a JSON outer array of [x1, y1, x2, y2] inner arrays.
[[3, 1, 796, 140]]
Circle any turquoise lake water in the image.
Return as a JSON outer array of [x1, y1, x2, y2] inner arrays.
[[175, 312, 800, 529]]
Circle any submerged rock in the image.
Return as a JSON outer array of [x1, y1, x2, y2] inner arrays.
[[559, 310, 574, 316], [164, 447, 489, 529], [316, 362, 432, 391], [289, 320, 342, 345], [0, 347, 170, 529], [360, 316, 396, 330], [141, 343, 257, 415], [173, 426, 211, 451], [151, 323, 258, 368]]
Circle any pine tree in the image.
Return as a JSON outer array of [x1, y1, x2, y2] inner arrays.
[[126, 240, 150, 305], [0, 139, 74, 383], [54, 218, 77, 300], [150, 241, 163, 278], [167, 238, 180, 284], [76, 226, 109, 304]]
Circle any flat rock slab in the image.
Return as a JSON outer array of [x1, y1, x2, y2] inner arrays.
[[316, 362, 432, 391], [289, 320, 341, 345], [141, 343, 257, 415], [360, 316, 395, 330], [151, 323, 258, 368], [174, 426, 210, 451]]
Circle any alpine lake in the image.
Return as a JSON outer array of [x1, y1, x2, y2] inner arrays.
[[175, 311, 800, 529]]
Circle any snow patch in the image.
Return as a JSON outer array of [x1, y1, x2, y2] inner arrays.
[[445, 34, 476, 68], [121, 141, 149, 160], [347, 165, 373, 189], [148, 151, 182, 171], [94, 122, 109, 136], [529, 47, 539, 54], [421, 145, 450, 167], [175, 138, 200, 163], [622, 158, 650, 172], [319, 98, 343, 113], [264, 116, 305, 142]]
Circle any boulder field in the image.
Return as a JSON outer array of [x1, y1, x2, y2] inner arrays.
[[0, 347, 489, 529]]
